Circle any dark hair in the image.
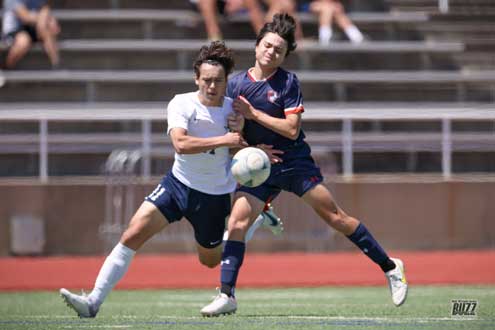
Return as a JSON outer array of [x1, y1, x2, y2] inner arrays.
[[193, 41, 235, 78], [255, 13, 297, 56]]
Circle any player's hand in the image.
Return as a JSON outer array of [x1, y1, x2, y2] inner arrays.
[[256, 144, 283, 164], [233, 96, 256, 120], [227, 112, 244, 132], [224, 132, 248, 148]]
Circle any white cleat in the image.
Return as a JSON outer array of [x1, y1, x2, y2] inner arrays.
[[200, 292, 237, 317], [261, 204, 284, 236], [60, 288, 99, 318], [244, 204, 284, 241], [385, 258, 408, 307]]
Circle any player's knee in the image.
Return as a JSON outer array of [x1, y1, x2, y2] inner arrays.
[[329, 216, 347, 231], [120, 226, 140, 246], [120, 213, 150, 247], [325, 210, 349, 231], [228, 217, 250, 234], [199, 255, 220, 268]]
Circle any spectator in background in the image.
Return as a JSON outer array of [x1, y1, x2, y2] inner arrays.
[[190, 0, 265, 41], [260, 0, 304, 40], [301, 0, 364, 45], [1, 0, 60, 69], [190, 0, 303, 41]]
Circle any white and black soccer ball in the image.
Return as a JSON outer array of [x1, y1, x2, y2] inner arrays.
[[231, 147, 271, 187]]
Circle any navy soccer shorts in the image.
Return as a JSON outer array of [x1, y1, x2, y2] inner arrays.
[[237, 155, 323, 203], [145, 172, 231, 249]]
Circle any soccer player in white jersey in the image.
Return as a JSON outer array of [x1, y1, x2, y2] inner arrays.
[[59, 41, 250, 318]]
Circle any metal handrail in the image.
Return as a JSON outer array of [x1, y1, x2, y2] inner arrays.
[[2, 117, 494, 180], [439, 0, 449, 13]]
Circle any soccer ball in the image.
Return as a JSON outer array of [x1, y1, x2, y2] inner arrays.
[[231, 147, 271, 187]]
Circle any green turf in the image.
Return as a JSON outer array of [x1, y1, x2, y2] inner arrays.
[[0, 286, 494, 329]]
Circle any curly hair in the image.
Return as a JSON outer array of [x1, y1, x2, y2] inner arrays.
[[193, 41, 235, 78], [256, 13, 297, 57]]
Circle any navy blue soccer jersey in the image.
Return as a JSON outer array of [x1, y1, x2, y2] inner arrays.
[[227, 67, 309, 160]]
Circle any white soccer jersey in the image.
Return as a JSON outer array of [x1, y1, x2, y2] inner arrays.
[[167, 91, 237, 195]]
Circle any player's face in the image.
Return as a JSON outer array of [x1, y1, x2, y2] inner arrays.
[[195, 63, 227, 107], [255, 32, 288, 69]]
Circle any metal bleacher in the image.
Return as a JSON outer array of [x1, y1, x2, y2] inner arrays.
[[0, 0, 494, 179]]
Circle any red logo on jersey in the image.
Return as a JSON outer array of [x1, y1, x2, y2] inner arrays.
[[267, 90, 279, 103]]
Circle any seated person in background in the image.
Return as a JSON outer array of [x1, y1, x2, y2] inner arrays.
[[300, 0, 364, 44], [190, 0, 303, 41], [259, 0, 304, 40], [190, 0, 265, 41], [2, 0, 60, 69]]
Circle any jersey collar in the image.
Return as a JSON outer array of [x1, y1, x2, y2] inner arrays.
[[247, 67, 278, 82]]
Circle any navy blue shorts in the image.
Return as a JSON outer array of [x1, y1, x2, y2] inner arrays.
[[145, 172, 231, 249], [237, 154, 323, 203]]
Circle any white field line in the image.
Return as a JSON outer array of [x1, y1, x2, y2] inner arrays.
[[5, 315, 485, 322]]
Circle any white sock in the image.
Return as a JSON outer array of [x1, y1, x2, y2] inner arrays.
[[223, 213, 265, 242], [244, 213, 265, 242], [319, 26, 332, 45], [344, 25, 364, 43], [88, 243, 136, 306]]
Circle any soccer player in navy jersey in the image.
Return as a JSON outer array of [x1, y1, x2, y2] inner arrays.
[[201, 14, 408, 316]]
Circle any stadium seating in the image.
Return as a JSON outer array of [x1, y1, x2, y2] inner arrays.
[[1, 0, 495, 255], [1, 0, 494, 176]]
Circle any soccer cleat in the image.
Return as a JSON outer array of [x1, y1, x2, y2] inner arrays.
[[200, 292, 237, 317], [385, 258, 408, 307], [244, 204, 284, 241], [60, 288, 99, 318], [261, 204, 284, 236]]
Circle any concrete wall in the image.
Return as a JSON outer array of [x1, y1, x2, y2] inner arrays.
[[0, 178, 494, 256]]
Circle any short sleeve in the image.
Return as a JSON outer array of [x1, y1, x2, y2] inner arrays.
[[226, 73, 242, 99], [283, 74, 304, 116], [225, 80, 236, 100], [167, 96, 190, 135]]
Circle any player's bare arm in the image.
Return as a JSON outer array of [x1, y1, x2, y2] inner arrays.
[[227, 112, 246, 156], [234, 95, 301, 140], [170, 127, 247, 154]]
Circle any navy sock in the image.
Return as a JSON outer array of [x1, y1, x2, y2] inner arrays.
[[347, 223, 393, 271], [220, 240, 245, 297]]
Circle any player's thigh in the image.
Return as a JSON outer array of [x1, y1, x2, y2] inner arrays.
[[120, 201, 168, 250], [302, 184, 357, 234], [196, 243, 223, 268], [301, 183, 342, 220], [229, 192, 266, 229]]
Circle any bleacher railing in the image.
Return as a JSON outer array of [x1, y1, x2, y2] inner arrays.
[[439, 0, 449, 13], [2, 105, 495, 180]]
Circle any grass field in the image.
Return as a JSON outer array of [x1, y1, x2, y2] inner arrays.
[[0, 286, 494, 329]]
